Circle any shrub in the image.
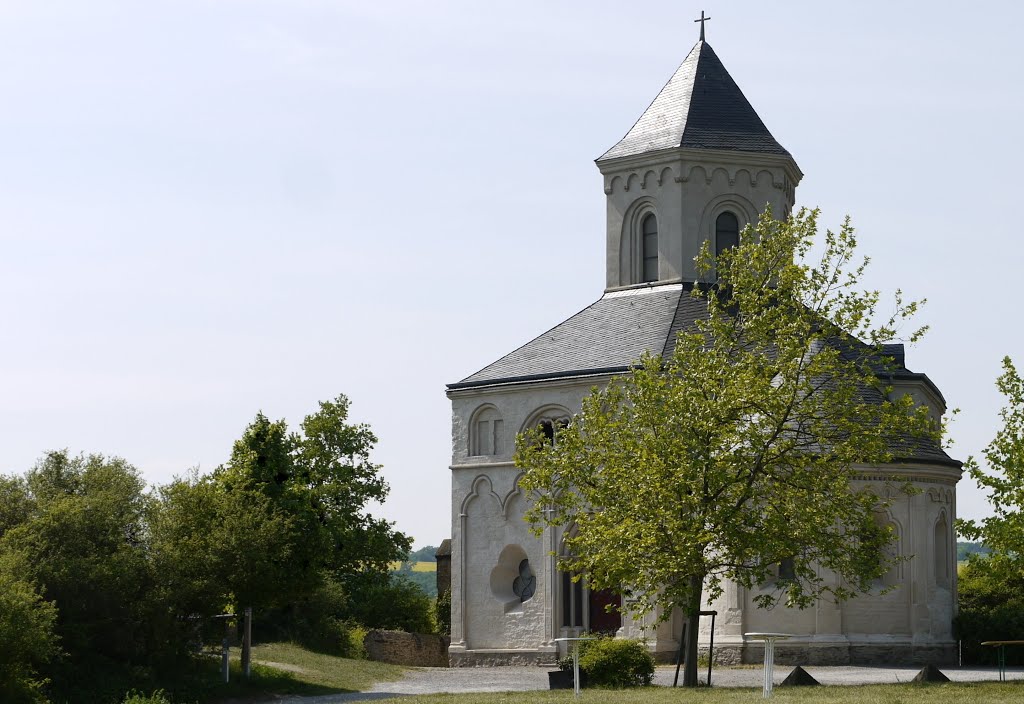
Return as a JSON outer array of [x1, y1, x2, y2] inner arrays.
[[435, 590, 451, 637], [955, 555, 1024, 665], [343, 574, 436, 634], [576, 637, 654, 688], [343, 623, 368, 660], [121, 691, 172, 704]]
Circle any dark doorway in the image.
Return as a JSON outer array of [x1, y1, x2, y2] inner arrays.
[[588, 588, 621, 634]]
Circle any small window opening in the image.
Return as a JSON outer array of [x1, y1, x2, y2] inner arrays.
[[641, 214, 658, 283], [538, 418, 569, 445], [778, 557, 796, 582], [715, 211, 740, 259]]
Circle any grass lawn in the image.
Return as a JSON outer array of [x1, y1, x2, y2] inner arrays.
[[246, 641, 406, 691], [362, 681, 1024, 704], [180, 641, 407, 702]]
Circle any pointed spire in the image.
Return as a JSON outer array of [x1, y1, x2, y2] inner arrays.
[[598, 40, 793, 162]]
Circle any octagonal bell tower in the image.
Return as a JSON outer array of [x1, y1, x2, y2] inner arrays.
[[597, 33, 803, 290]]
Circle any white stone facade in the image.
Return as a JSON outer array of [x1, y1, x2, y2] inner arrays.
[[447, 378, 959, 666]]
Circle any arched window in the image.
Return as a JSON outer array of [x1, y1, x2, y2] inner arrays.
[[715, 211, 740, 258], [641, 214, 658, 283], [561, 569, 584, 628], [470, 406, 504, 456], [538, 417, 569, 445]]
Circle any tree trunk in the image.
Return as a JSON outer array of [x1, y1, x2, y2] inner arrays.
[[682, 574, 704, 688]]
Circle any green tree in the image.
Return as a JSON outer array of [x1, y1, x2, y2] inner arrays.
[[343, 572, 436, 634], [958, 357, 1024, 554], [955, 554, 1024, 665], [516, 209, 941, 687], [0, 571, 58, 703], [0, 475, 31, 538], [0, 451, 156, 700], [154, 395, 410, 637], [956, 357, 1024, 665]]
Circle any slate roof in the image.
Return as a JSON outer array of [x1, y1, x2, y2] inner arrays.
[[450, 285, 695, 389], [448, 285, 958, 468], [598, 40, 792, 162]]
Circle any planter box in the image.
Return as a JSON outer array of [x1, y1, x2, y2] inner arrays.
[[548, 670, 588, 689]]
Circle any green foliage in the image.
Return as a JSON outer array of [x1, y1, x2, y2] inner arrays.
[[958, 357, 1024, 556], [120, 691, 173, 704], [392, 567, 437, 597], [407, 545, 439, 562], [150, 394, 410, 648], [0, 451, 161, 702], [0, 474, 31, 538], [517, 209, 940, 686], [211, 396, 411, 610], [0, 571, 58, 703], [343, 573, 436, 634], [435, 590, 451, 637], [576, 638, 655, 688], [0, 393, 409, 702], [957, 541, 991, 562], [955, 555, 1024, 665], [955, 358, 1024, 667]]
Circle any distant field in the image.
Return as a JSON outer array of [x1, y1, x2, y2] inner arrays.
[[390, 561, 437, 573]]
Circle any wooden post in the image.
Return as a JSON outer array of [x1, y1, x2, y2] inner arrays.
[[242, 607, 252, 679]]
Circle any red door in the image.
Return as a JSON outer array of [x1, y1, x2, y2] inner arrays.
[[589, 588, 621, 634]]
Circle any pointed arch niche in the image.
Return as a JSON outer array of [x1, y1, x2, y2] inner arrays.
[[873, 510, 904, 588], [618, 197, 659, 286], [934, 510, 951, 588]]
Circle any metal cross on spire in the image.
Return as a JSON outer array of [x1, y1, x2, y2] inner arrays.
[[694, 10, 711, 41]]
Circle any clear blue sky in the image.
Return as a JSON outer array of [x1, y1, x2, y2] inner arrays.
[[1, 1, 1021, 548]]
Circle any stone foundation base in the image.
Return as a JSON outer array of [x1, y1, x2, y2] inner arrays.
[[450, 641, 957, 668], [449, 650, 550, 667], [734, 642, 957, 667]]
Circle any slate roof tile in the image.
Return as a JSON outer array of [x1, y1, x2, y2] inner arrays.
[[449, 285, 957, 467], [598, 41, 791, 162]]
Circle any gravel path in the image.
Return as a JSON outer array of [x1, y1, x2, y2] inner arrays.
[[276, 664, 1024, 703]]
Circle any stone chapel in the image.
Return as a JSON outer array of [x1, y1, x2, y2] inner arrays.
[[445, 30, 961, 666]]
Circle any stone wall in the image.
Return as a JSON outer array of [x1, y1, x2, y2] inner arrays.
[[364, 630, 450, 667], [435, 539, 451, 597]]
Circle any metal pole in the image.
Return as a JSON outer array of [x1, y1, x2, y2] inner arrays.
[[242, 607, 252, 679], [573, 641, 581, 698], [708, 612, 716, 687], [673, 622, 687, 687], [221, 636, 230, 683]]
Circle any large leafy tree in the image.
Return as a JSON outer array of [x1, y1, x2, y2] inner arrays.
[[958, 357, 1024, 554], [0, 571, 58, 703], [516, 209, 942, 687], [154, 395, 410, 625], [0, 452, 155, 699]]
